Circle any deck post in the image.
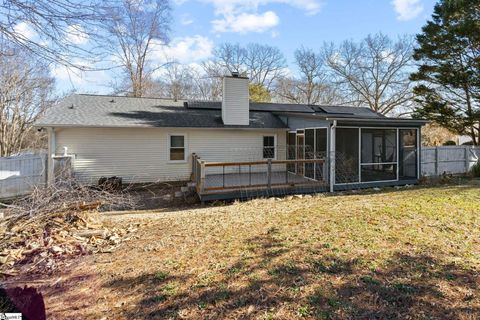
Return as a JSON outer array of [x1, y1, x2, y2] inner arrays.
[[191, 153, 197, 181], [199, 160, 206, 193], [329, 121, 336, 192], [267, 158, 272, 190]]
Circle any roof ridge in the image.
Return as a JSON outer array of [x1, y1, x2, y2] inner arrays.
[[76, 93, 184, 101]]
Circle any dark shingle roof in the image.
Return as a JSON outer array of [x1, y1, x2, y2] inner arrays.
[[36, 94, 416, 129], [36, 94, 288, 129]]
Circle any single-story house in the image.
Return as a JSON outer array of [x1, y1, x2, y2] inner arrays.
[[36, 74, 427, 200]]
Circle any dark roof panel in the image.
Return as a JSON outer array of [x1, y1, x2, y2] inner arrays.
[[315, 105, 385, 118], [187, 101, 315, 113]]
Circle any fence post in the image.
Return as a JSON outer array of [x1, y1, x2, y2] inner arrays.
[[435, 147, 439, 176], [267, 159, 272, 190], [464, 146, 469, 173]]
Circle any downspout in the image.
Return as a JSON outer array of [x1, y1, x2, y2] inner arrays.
[[329, 120, 337, 192]]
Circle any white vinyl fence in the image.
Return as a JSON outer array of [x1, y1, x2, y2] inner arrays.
[[0, 153, 47, 200], [421, 146, 480, 176]]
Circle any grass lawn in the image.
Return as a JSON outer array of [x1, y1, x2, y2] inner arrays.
[[26, 183, 480, 319]]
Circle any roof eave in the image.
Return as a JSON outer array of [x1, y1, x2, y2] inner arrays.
[[326, 117, 429, 125], [33, 123, 288, 130]]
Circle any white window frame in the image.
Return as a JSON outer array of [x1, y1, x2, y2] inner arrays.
[[262, 134, 277, 160], [167, 133, 188, 163]]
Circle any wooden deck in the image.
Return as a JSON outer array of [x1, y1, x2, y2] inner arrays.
[[191, 155, 328, 201]]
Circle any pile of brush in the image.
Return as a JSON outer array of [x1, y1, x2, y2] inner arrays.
[[0, 179, 137, 277]]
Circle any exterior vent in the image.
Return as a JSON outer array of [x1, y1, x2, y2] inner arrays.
[[222, 73, 249, 126]]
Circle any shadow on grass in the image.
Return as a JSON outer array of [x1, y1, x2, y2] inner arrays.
[[308, 254, 479, 319], [101, 228, 479, 319]]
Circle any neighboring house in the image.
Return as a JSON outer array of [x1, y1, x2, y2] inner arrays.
[[35, 74, 427, 200]]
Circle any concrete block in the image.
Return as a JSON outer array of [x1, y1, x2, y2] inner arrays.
[[174, 191, 183, 198]]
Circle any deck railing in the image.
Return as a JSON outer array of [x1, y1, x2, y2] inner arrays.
[[192, 156, 327, 195]]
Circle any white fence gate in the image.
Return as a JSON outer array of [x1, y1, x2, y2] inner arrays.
[[421, 146, 480, 176], [0, 153, 47, 200]]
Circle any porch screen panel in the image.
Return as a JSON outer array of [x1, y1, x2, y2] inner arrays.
[[315, 129, 327, 181], [287, 132, 296, 172], [296, 132, 305, 175], [305, 129, 315, 179], [399, 129, 418, 180], [360, 129, 397, 182], [335, 128, 359, 183]]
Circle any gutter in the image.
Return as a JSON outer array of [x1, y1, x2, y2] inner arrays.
[[325, 117, 429, 125]]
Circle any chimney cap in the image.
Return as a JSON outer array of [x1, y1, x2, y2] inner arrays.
[[225, 72, 248, 79]]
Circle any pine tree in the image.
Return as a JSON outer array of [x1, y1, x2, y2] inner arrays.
[[411, 0, 480, 145]]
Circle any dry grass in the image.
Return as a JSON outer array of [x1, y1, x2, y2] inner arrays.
[[11, 183, 480, 319]]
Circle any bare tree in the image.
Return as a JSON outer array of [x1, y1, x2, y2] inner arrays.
[[0, 0, 112, 68], [147, 63, 194, 100], [244, 43, 287, 89], [325, 33, 415, 115], [106, 0, 171, 97], [191, 74, 223, 101], [143, 62, 222, 101], [207, 43, 287, 90], [275, 47, 345, 105], [0, 42, 55, 156]]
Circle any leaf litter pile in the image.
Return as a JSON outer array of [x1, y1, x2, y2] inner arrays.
[[0, 181, 139, 277]]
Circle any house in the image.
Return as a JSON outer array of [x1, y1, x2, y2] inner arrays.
[[35, 74, 427, 201]]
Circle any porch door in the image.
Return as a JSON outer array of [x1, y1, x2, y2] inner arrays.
[[399, 129, 418, 180]]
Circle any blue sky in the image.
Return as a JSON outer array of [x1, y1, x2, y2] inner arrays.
[[53, 0, 438, 94]]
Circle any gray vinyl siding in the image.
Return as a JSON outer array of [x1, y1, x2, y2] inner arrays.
[[54, 127, 286, 184], [280, 116, 331, 130]]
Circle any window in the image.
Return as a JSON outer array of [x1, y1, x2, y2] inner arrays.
[[263, 136, 275, 159], [169, 135, 185, 161]]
